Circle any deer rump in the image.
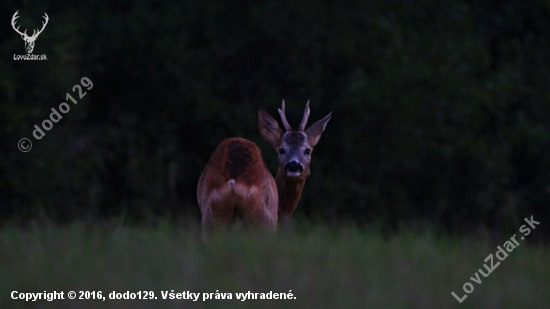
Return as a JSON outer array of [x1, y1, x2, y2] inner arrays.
[[197, 137, 278, 230]]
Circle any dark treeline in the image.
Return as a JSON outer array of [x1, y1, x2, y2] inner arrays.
[[1, 0, 549, 238]]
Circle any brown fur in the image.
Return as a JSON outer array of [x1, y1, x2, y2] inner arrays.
[[197, 138, 278, 232], [197, 102, 331, 233], [275, 167, 306, 220]]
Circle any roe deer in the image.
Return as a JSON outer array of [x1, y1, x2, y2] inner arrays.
[[197, 100, 331, 232]]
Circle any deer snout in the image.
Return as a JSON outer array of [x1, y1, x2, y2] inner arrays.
[[284, 161, 304, 177]]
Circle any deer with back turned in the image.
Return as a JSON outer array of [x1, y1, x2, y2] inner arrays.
[[197, 100, 331, 233]]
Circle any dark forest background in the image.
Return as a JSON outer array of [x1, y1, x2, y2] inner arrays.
[[1, 0, 549, 238]]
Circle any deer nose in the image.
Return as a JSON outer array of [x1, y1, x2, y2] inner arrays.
[[285, 161, 303, 173]]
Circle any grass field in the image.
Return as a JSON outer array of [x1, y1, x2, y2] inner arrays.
[[1, 222, 548, 309]]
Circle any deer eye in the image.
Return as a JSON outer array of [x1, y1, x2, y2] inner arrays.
[[304, 149, 311, 155], [279, 148, 285, 154]]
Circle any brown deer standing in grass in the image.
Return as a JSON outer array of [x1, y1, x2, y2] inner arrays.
[[197, 100, 331, 233]]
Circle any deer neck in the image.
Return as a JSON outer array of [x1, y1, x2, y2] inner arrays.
[[275, 166, 307, 219]]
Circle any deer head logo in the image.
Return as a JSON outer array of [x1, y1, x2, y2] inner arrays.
[[11, 10, 49, 54]]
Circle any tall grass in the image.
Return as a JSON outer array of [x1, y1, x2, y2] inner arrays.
[[1, 223, 548, 308]]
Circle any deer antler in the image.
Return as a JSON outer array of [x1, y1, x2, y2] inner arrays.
[[298, 100, 310, 132], [30, 13, 49, 39], [278, 100, 293, 132], [11, 11, 27, 37]]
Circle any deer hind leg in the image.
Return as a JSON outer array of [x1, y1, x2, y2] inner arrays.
[[236, 187, 278, 231], [201, 191, 237, 233]]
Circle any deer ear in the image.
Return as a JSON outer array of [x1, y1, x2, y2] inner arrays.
[[258, 108, 283, 149], [305, 112, 332, 146]]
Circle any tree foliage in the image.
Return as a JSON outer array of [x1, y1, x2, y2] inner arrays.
[[1, 0, 549, 237]]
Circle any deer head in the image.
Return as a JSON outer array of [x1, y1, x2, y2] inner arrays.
[[258, 100, 332, 179], [11, 11, 49, 54]]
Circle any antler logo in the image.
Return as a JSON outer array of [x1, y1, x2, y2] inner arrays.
[[11, 10, 49, 54]]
